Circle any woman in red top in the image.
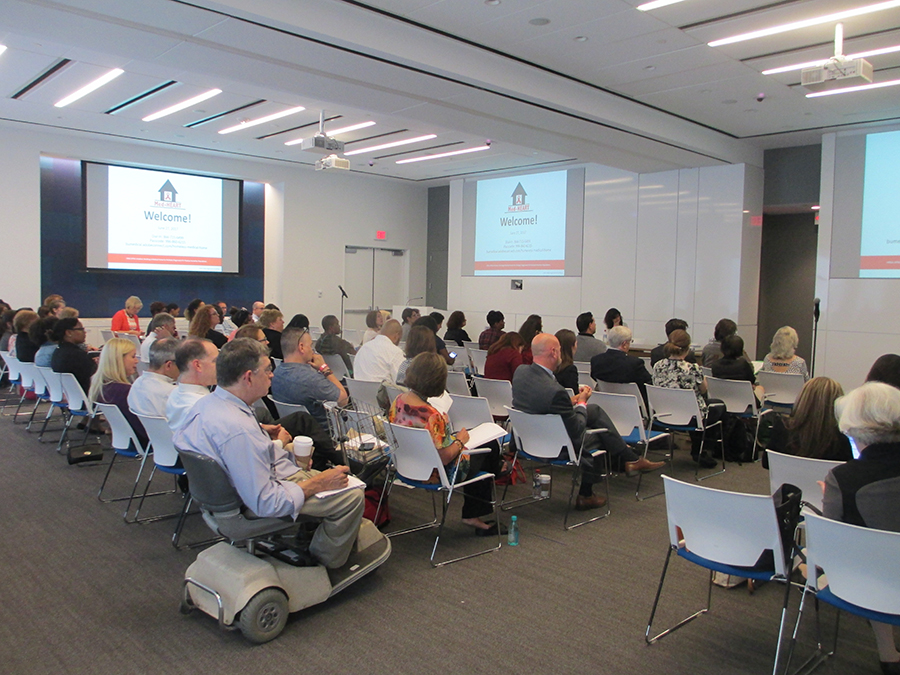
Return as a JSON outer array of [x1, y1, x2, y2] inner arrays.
[[483, 331, 525, 382], [517, 314, 542, 365], [111, 296, 143, 336]]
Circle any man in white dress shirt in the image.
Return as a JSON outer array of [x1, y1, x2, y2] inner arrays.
[[166, 338, 218, 432], [128, 338, 178, 417], [140, 312, 177, 363], [352, 319, 404, 384]]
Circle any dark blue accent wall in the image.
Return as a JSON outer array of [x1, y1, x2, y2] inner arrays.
[[40, 156, 264, 317]]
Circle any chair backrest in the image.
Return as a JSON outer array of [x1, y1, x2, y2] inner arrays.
[[17, 361, 36, 389], [135, 361, 149, 376], [29, 364, 49, 397], [662, 475, 787, 577], [766, 450, 844, 512], [646, 384, 704, 428], [95, 402, 147, 455], [121, 333, 142, 348], [706, 376, 758, 415], [445, 370, 470, 396], [473, 377, 513, 418], [36, 366, 65, 403], [135, 414, 180, 467], [383, 384, 404, 406], [506, 406, 577, 463], [700, 366, 712, 378], [59, 372, 92, 414], [1, 351, 22, 382], [468, 348, 488, 375], [757, 371, 805, 406], [574, 361, 591, 374], [447, 394, 493, 431], [857, 476, 900, 532], [342, 328, 361, 345], [100, 329, 115, 344], [345, 378, 383, 411], [596, 380, 648, 420], [577, 371, 596, 390], [804, 511, 900, 615], [271, 399, 310, 418], [387, 422, 450, 486], [589, 391, 645, 442], [322, 353, 349, 379]]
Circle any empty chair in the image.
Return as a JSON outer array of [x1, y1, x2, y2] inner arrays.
[[706, 376, 774, 460], [447, 394, 494, 432], [385, 422, 500, 566], [590, 391, 670, 500], [646, 476, 798, 675], [473, 377, 513, 420], [344, 378, 383, 413], [322, 353, 350, 379], [766, 450, 844, 513], [468, 348, 488, 375], [445, 370, 470, 396], [100, 329, 115, 344], [270, 399, 310, 419], [757, 371, 805, 409], [120, 333, 142, 349], [505, 406, 610, 530]]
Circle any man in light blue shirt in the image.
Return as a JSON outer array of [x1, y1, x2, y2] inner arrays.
[[174, 338, 364, 569]]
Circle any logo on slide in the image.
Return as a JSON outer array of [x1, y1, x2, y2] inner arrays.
[[508, 183, 530, 212], [154, 180, 181, 208]]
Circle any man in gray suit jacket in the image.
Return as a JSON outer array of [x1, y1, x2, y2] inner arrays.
[[512, 333, 664, 510]]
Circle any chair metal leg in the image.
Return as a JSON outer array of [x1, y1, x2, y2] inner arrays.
[[125, 466, 179, 524], [385, 489, 440, 538], [500, 459, 552, 511], [171, 495, 224, 550], [431, 477, 501, 567], [635, 436, 673, 501], [564, 451, 611, 530], [696, 420, 725, 481], [781, 587, 840, 675], [646, 547, 713, 644], [26, 397, 46, 430]]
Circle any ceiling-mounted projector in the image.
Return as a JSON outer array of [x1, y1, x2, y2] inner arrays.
[[801, 57, 873, 91], [301, 133, 345, 154], [315, 154, 350, 171]]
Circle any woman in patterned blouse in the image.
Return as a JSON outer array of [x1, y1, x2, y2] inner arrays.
[[761, 326, 810, 381]]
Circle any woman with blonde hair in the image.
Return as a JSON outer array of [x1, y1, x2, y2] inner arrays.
[[111, 296, 143, 336], [90, 337, 146, 447], [761, 326, 809, 380], [766, 377, 852, 464]]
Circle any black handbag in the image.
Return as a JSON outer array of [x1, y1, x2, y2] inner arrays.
[[67, 443, 104, 465]]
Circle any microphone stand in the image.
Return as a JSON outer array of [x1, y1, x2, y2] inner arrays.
[[339, 285, 349, 332], [811, 301, 820, 377]]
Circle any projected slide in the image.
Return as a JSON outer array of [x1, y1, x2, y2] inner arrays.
[[474, 170, 568, 276], [106, 166, 224, 272], [860, 129, 900, 278]]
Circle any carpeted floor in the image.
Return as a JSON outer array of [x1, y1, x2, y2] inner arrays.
[[0, 396, 884, 674]]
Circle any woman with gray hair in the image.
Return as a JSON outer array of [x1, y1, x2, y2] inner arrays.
[[760, 326, 809, 381], [823, 381, 900, 674]]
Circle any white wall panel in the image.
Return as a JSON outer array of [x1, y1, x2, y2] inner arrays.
[[634, 170, 679, 325], [674, 168, 699, 322]]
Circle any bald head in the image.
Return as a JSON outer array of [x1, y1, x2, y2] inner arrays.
[[381, 319, 403, 344], [531, 332, 560, 370]]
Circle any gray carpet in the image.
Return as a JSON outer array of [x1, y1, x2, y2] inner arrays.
[[0, 398, 882, 674]]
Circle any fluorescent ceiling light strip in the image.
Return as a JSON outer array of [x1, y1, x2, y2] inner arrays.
[[54, 68, 124, 108], [762, 44, 900, 74], [396, 145, 491, 164], [284, 121, 376, 146], [710, 0, 900, 47], [637, 0, 687, 11], [218, 105, 306, 134], [344, 134, 436, 156], [0, 45, 7, 56], [142, 88, 222, 122], [806, 77, 900, 97]]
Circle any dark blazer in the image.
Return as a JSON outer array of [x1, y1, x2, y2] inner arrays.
[[263, 328, 284, 360], [591, 348, 652, 402], [512, 363, 586, 447]]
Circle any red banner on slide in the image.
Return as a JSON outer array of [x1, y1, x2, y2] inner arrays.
[[860, 255, 900, 269], [108, 253, 222, 266], [474, 259, 564, 271]]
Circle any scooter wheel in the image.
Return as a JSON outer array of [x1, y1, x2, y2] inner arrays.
[[238, 588, 289, 644]]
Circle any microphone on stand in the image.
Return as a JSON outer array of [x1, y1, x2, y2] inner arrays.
[[407, 296, 423, 304], [338, 285, 348, 299], [813, 297, 820, 322]]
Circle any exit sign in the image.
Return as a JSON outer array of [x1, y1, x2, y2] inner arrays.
[[376, 230, 387, 240]]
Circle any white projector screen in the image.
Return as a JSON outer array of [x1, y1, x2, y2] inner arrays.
[[461, 168, 584, 277], [85, 163, 241, 273], [860, 129, 900, 277]]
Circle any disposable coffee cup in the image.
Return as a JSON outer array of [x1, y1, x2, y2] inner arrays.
[[293, 435, 314, 462], [540, 473, 551, 497]]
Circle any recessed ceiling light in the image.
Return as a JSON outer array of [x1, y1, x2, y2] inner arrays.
[[743, 210, 750, 213], [142, 89, 222, 122], [529, 18, 550, 26], [218, 105, 306, 134], [762, 43, 900, 75], [485, 0, 501, 5], [710, 0, 900, 47], [644, 65, 656, 71], [811, 205, 821, 210], [638, 0, 688, 10], [344, 134, 437, 156], [806, 77, 900, 97], [0, 45, 7, 57], [574, 36, 589, 42], [284, 121, 376, 146], [396, 145, 491, 164], [54, 68, 124, 107]]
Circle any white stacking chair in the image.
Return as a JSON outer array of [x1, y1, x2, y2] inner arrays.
[[468, 348, 488, 375], [504, 406, 610, 530], [136, 361, 149, 375], [121, 333, 142, 349], [447, 394, 494, 432], [1, 351, 23, 410], [25, 364, 51, 430], [596, 380, 650, 422], [100, 329, 115, 344], [574, 361, 591, 374], [472, 377, 513, 421], [445, 370, 470, 396], [270, 399, 310, 419], [646, 476, 795, 675], [784, 511, 900, 675], [35, 366, 68, 441], [11, 360, 38, 423], [646, 385, 724, 481], [706, 376, 774, 460], [384, 422, 500, 567], [322, 353, 350, 379], [590, 391, 670, 500], [462, 341, 479, 353], [700, 366, 712, 378], [577, 371, 596, 390], [766, 450, 843, 513], [345, 378, 383, 413], [757, 371, 805, 409], [57, 373, 99, 452], [383, 383, 404, 407]]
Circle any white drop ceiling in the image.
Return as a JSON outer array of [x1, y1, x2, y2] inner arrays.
[[1, 0, 898, 182]]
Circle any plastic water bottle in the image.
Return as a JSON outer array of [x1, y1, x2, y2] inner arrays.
[[532, 469, 541, 499], [508, 516, 519, 546]]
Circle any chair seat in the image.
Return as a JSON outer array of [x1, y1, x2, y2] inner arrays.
[[622, 429, 669, 445], [396, 469, 494, 491], [677, 547, 779, 582], [156, 463, 186, 476], [815, 586, 900, 627]]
